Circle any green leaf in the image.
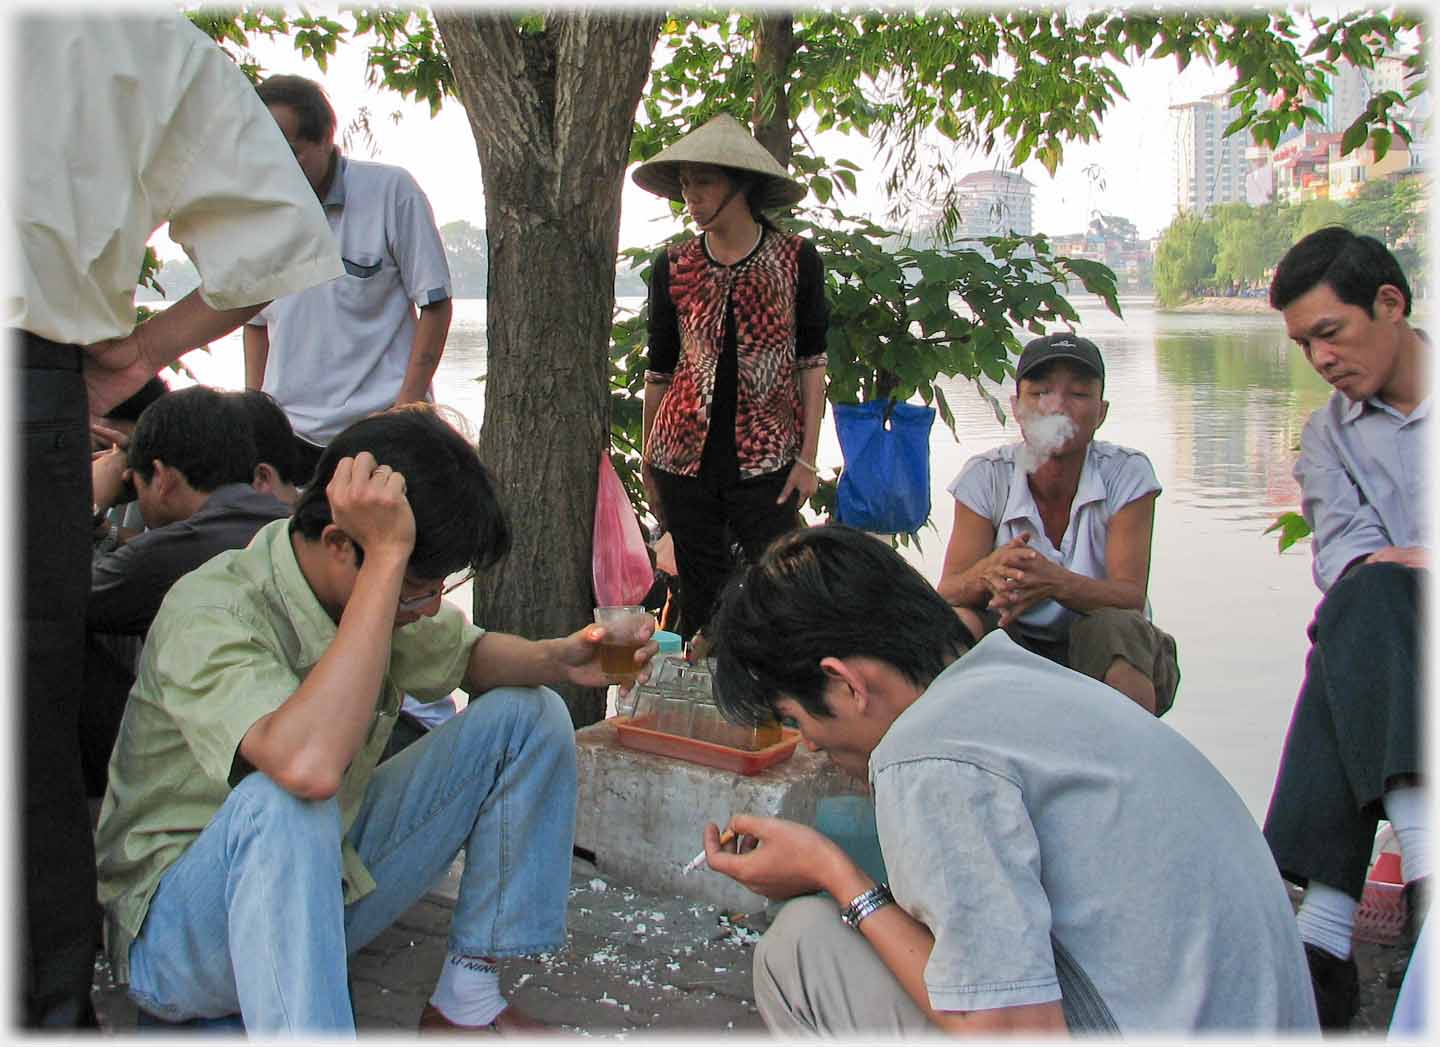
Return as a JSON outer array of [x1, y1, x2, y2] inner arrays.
[[1263, 511, 1313, 553]]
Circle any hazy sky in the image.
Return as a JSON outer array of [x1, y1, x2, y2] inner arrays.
[[144, 6, 1248, 259]]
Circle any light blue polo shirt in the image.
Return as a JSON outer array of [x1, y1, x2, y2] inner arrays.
[[1295, 384, 1429, 592], [249, 156, 452, 444], [871, 633, 1318, 1033]]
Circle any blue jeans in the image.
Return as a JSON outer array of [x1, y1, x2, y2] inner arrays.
[[126, 686, 577, 1034]]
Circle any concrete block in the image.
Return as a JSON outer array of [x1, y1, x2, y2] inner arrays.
[[575, 719, 860, 913]]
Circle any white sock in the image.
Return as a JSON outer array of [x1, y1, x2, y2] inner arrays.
[[1384, 786, 1431, 885], [1296, 882, 1358, 960], [429, 952, 506, 1027]]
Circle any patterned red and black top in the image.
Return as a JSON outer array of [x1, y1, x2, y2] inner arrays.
[[645, 230, 828, 480]]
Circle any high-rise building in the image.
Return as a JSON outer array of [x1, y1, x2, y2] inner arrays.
[[953, 169, 1034, 238], [1171, 91, 1251, 217]]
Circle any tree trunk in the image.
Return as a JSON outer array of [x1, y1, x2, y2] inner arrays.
[[751, 13, 796, 166], [433, 9, 663, 725]]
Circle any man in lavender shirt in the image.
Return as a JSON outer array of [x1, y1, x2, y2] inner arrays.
[[1263, 227, 1428, 1030]]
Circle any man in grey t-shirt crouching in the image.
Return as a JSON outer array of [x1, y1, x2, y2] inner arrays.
[[698, 525, 1317, 1037]]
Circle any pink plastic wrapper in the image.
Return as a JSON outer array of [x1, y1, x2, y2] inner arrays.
[[592, 453, 653, 607]]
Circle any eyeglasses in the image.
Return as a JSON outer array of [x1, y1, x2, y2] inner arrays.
[[397, 569, 476, 613]]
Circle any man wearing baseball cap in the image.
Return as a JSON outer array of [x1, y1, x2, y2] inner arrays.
[[937, 333, 1179, 715]]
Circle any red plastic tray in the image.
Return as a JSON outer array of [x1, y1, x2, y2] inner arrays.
[[610, 716, 800, 775]]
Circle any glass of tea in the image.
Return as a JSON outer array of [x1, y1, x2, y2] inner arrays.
[[592, 604, 654, 684]]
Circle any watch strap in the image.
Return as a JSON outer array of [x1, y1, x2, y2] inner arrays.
[[838, 883, 893, 930]]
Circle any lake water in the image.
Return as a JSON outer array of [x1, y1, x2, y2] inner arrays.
[[188, 294, 1371, 823]]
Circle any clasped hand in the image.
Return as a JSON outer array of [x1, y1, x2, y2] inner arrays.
[[978, 534, 1066, 626]]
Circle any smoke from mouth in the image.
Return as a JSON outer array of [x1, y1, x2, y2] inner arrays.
[[1016, 410, 1077, 474]]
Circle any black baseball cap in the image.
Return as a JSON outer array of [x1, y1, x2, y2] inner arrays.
[[1014, 333, 1105, 388]]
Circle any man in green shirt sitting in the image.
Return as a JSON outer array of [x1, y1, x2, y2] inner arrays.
[[95, 404, 651, 1035]]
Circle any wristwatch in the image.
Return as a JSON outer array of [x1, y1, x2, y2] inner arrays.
[[838, 883, 894, 930]]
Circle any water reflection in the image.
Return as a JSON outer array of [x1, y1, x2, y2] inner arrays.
[[191, 296, 1405, 823]]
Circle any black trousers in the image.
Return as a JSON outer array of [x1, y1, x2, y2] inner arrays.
[[14, 331, 99, 1026], [652, 465, 800, 641], [1263, 562, 1423, 899]]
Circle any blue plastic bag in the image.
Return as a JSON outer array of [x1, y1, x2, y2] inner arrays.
[[833, 399, 936, 535]]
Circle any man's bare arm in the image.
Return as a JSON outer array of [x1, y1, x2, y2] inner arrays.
[[395, 298, 452, 405], [243, 324, 271, 391], [85, 289, 266, 416], [237, 454, 413, 799]]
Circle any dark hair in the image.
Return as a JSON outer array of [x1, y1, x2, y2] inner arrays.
[[289, 404, 511, 579], [229, 390, 299, 485], [127, 385, 255, 492], [1269, 226, 1412, 317], [106, 376, 169, 423], [727, 169, 786, 232], [710, 525, 973, 726], [255, 74, 336, 143]]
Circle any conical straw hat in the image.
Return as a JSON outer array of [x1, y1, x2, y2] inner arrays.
[[632, 113, 807, 211]]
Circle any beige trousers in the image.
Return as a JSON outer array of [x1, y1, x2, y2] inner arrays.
[[752, 895, 941, 1039]]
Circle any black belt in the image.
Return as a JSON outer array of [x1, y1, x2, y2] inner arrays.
[[15, 330, 84, 371]]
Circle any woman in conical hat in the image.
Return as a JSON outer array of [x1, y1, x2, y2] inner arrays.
[[632, 113, 830, 645]]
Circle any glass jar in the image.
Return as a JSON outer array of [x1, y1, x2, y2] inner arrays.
[[650, 654, 687, 694], [655, 694, 694, 738], [751, 719, 784, 749], [621, 682, 663, 725], [688, 698, 724, 745]]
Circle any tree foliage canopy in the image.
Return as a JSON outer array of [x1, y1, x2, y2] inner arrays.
[[1152, 178, 1427, 305], [180, 4, 1427, 535]]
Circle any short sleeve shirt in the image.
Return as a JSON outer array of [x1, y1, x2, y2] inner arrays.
[[250, 157, 452, 444], [871, 634, 1318, 1033], [94, 518, 482, 979], [947, 440, 1160, 642], [5, 13, 342, 345], [1295, 384, 1429, 592]]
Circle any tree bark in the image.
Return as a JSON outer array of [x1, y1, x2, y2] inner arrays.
[[751, 13, 796, 166], [433, 9, 663, 725]]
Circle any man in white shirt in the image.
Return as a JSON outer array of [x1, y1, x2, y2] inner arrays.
[[937, 334, 1179, 715], [1262, 226, 1429, 1029], [244, 75, 454, 481], [6, 11, 341, 1027]]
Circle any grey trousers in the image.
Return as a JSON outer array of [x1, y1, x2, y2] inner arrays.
[[752, 895, 936, 1038]]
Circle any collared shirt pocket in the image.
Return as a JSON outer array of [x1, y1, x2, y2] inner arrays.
[[342, 254, 384, 278]]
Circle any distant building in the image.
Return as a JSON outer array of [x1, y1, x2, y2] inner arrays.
[[953, 169, 1034, 238], [1245, 142, 1275, 205], [1272, 131, 1343, 206], [1171, 91, 1251, 217], [1051, 214, 1152, 290], [1328, 139, 1417, 202]]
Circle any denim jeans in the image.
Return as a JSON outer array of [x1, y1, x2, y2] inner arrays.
[[126, 685, 577, 1034]]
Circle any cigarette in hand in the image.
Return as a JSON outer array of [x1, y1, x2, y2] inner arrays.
[[682, 828, 737, 875]]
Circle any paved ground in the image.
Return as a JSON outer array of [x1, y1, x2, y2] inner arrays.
[[93, 852, 768, 1037], [92, 857, 1413, 1037]]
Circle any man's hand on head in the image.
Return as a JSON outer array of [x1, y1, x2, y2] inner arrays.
[[1366, 546, 1428, 572], [326, 452, 416, 564]]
